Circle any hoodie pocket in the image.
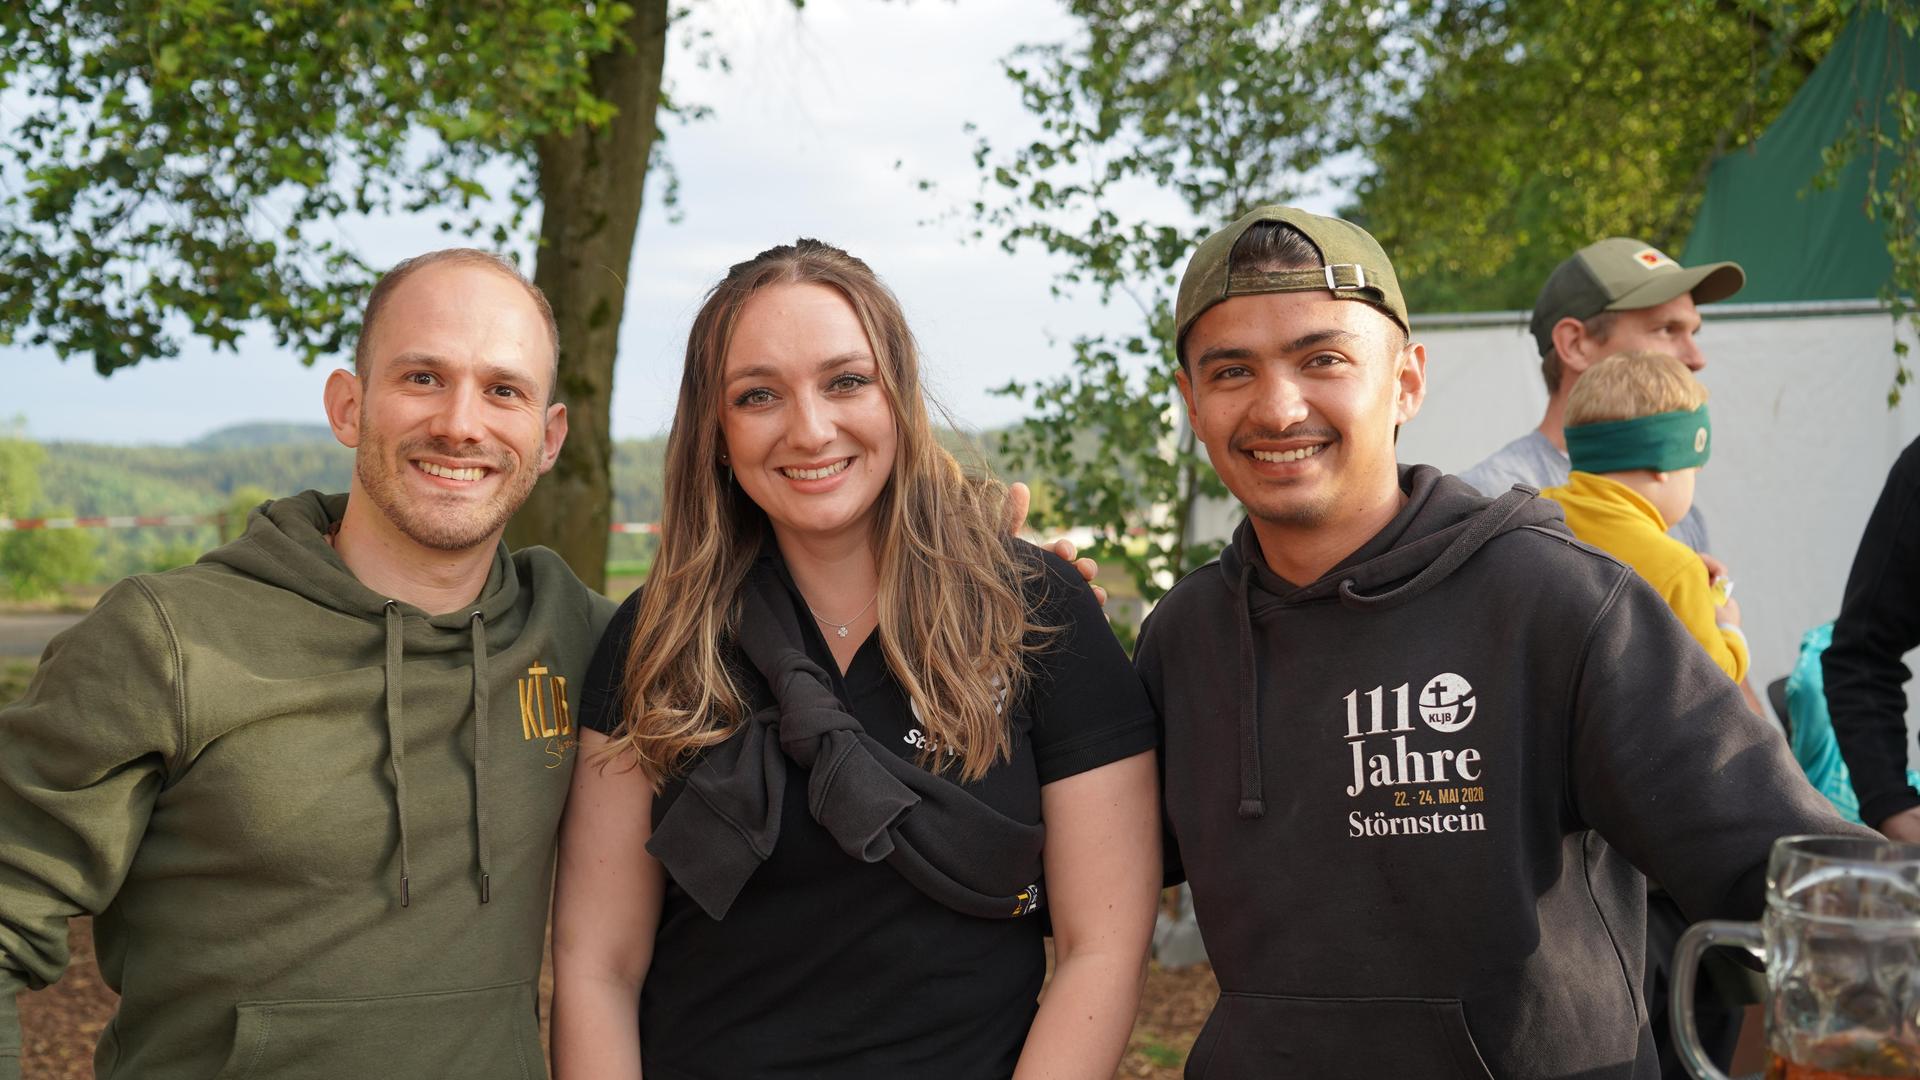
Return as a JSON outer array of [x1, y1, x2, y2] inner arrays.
[[1187, 992, 1493, 1080], [215, 979, 542, 1080]]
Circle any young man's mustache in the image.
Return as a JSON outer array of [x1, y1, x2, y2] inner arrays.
[[1232, 426, 1339, 450]]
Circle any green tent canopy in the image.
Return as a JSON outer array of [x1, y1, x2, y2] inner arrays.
[[1683, 8, 1917, 303]]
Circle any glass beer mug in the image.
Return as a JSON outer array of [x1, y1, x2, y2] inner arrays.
[[1673, 836, 1920, 1080]]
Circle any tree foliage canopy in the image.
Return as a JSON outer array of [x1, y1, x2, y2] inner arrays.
[[1354, 0, 1847, 313], [963, 0, 1910, 604], [0, 0, 631, 372], [0, 0, 719, 586], [973, 0, 1852, 316]]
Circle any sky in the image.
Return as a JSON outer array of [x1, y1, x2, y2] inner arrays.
[[6, 0, 1342, 447]]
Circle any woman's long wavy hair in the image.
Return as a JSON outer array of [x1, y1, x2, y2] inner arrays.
[[607, 239, 1049, 784]]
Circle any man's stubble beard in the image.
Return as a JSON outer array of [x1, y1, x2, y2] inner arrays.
[[1246, 489, 1336, 531], [1231, 426, 1342, 532], [356, 422, 541, 553]]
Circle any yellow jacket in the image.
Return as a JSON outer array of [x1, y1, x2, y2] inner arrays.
[[1541, 471, 1749, 682]]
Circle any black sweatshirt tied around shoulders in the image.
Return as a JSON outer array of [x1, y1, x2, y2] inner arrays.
[[645, 562, 1046, 922]]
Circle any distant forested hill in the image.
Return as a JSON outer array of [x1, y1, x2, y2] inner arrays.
[[189, 422, 343, 450], [27, 421, 1017, 584], [42, 427, 354, 518], [29, 423, 659, 581]]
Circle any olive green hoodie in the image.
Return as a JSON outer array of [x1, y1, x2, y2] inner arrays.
[[0, 492, 614, 1079]]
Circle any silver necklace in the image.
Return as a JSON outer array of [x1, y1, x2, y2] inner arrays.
[[807, 592, 878, 638]]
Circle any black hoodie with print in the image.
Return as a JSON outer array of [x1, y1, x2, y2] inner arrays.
[[1137, 466, 1868, 1080]]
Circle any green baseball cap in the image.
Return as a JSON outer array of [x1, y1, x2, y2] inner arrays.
[[1530, 238, 1744, 356], [1174, 206, 1408, 362]]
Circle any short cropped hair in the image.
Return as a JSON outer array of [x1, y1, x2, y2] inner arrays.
[[354, 249, 559, 391], [1541, 311, 1619, 395], [1565, 350, 1708, 427], [1230, 221, 1327, 273]]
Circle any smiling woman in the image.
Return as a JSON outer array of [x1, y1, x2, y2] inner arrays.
[[718, 283, 900, 557], [548, 239, 1163, 1080]]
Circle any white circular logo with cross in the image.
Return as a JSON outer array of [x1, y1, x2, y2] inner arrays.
[[1418, 673, 1477, 733]]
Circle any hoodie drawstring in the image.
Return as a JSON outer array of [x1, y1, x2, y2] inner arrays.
[[385, 604, 495, 908], [383, 601, 414, 908], [470, 611, 493, 904], [1232, 557, 1265, 820]]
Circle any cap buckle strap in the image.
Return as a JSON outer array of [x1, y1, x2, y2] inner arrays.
[[1324, 263, 1367, 291]]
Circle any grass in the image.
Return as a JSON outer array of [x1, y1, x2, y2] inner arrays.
[[603, 560, 652, 602], [1130, 1035, 1187, 1068], [2, 660, 38, 706]]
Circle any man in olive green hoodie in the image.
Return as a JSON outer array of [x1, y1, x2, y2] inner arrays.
[[0, 249, 617, 1079]]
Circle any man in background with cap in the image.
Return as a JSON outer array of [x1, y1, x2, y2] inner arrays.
[[1461, 237, 1744, 556], [1463, 239, 1757, 1077], [1135, 206, 1860, 1078]]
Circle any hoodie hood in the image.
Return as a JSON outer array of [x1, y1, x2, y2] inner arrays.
[[200, 491, 524, 628], [199, 490, 520, 907], [1214, 465, 1567, 819], [1221, 465, 1568, 609]]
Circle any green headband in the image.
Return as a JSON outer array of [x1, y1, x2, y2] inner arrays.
[[1566, 405, 1712, 474]]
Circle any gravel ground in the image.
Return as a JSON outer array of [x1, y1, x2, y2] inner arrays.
[[1120, 961, 1219, 1077], [17, 922, 115, 1080], [19, 920, 1215, 1079]]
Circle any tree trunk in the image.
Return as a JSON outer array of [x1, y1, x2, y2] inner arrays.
[[507, 0, 671, 593]]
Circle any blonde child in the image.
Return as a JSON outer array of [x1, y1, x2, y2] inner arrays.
[[1543, 350, 1747, 680]]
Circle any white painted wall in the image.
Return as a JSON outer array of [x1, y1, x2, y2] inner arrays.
[[1189, 302, 1920, 754]]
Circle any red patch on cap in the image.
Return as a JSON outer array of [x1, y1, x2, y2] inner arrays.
[[1635, 248, 1677, 270]]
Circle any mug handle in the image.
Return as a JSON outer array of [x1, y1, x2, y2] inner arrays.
[[1671, 920, 1766, 1080]]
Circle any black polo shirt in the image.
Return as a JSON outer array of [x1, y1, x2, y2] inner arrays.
[[579, 542, 1157, 1079]]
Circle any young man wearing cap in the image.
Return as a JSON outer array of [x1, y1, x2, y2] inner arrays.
[[1460, 237, 1744, 555], [1136, 206, 1862, 1078]]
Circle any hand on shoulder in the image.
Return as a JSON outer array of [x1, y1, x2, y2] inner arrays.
[[1006, 481, 1105, 606]]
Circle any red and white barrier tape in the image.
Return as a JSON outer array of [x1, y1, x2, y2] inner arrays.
[[0, 514, 219, 531]]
